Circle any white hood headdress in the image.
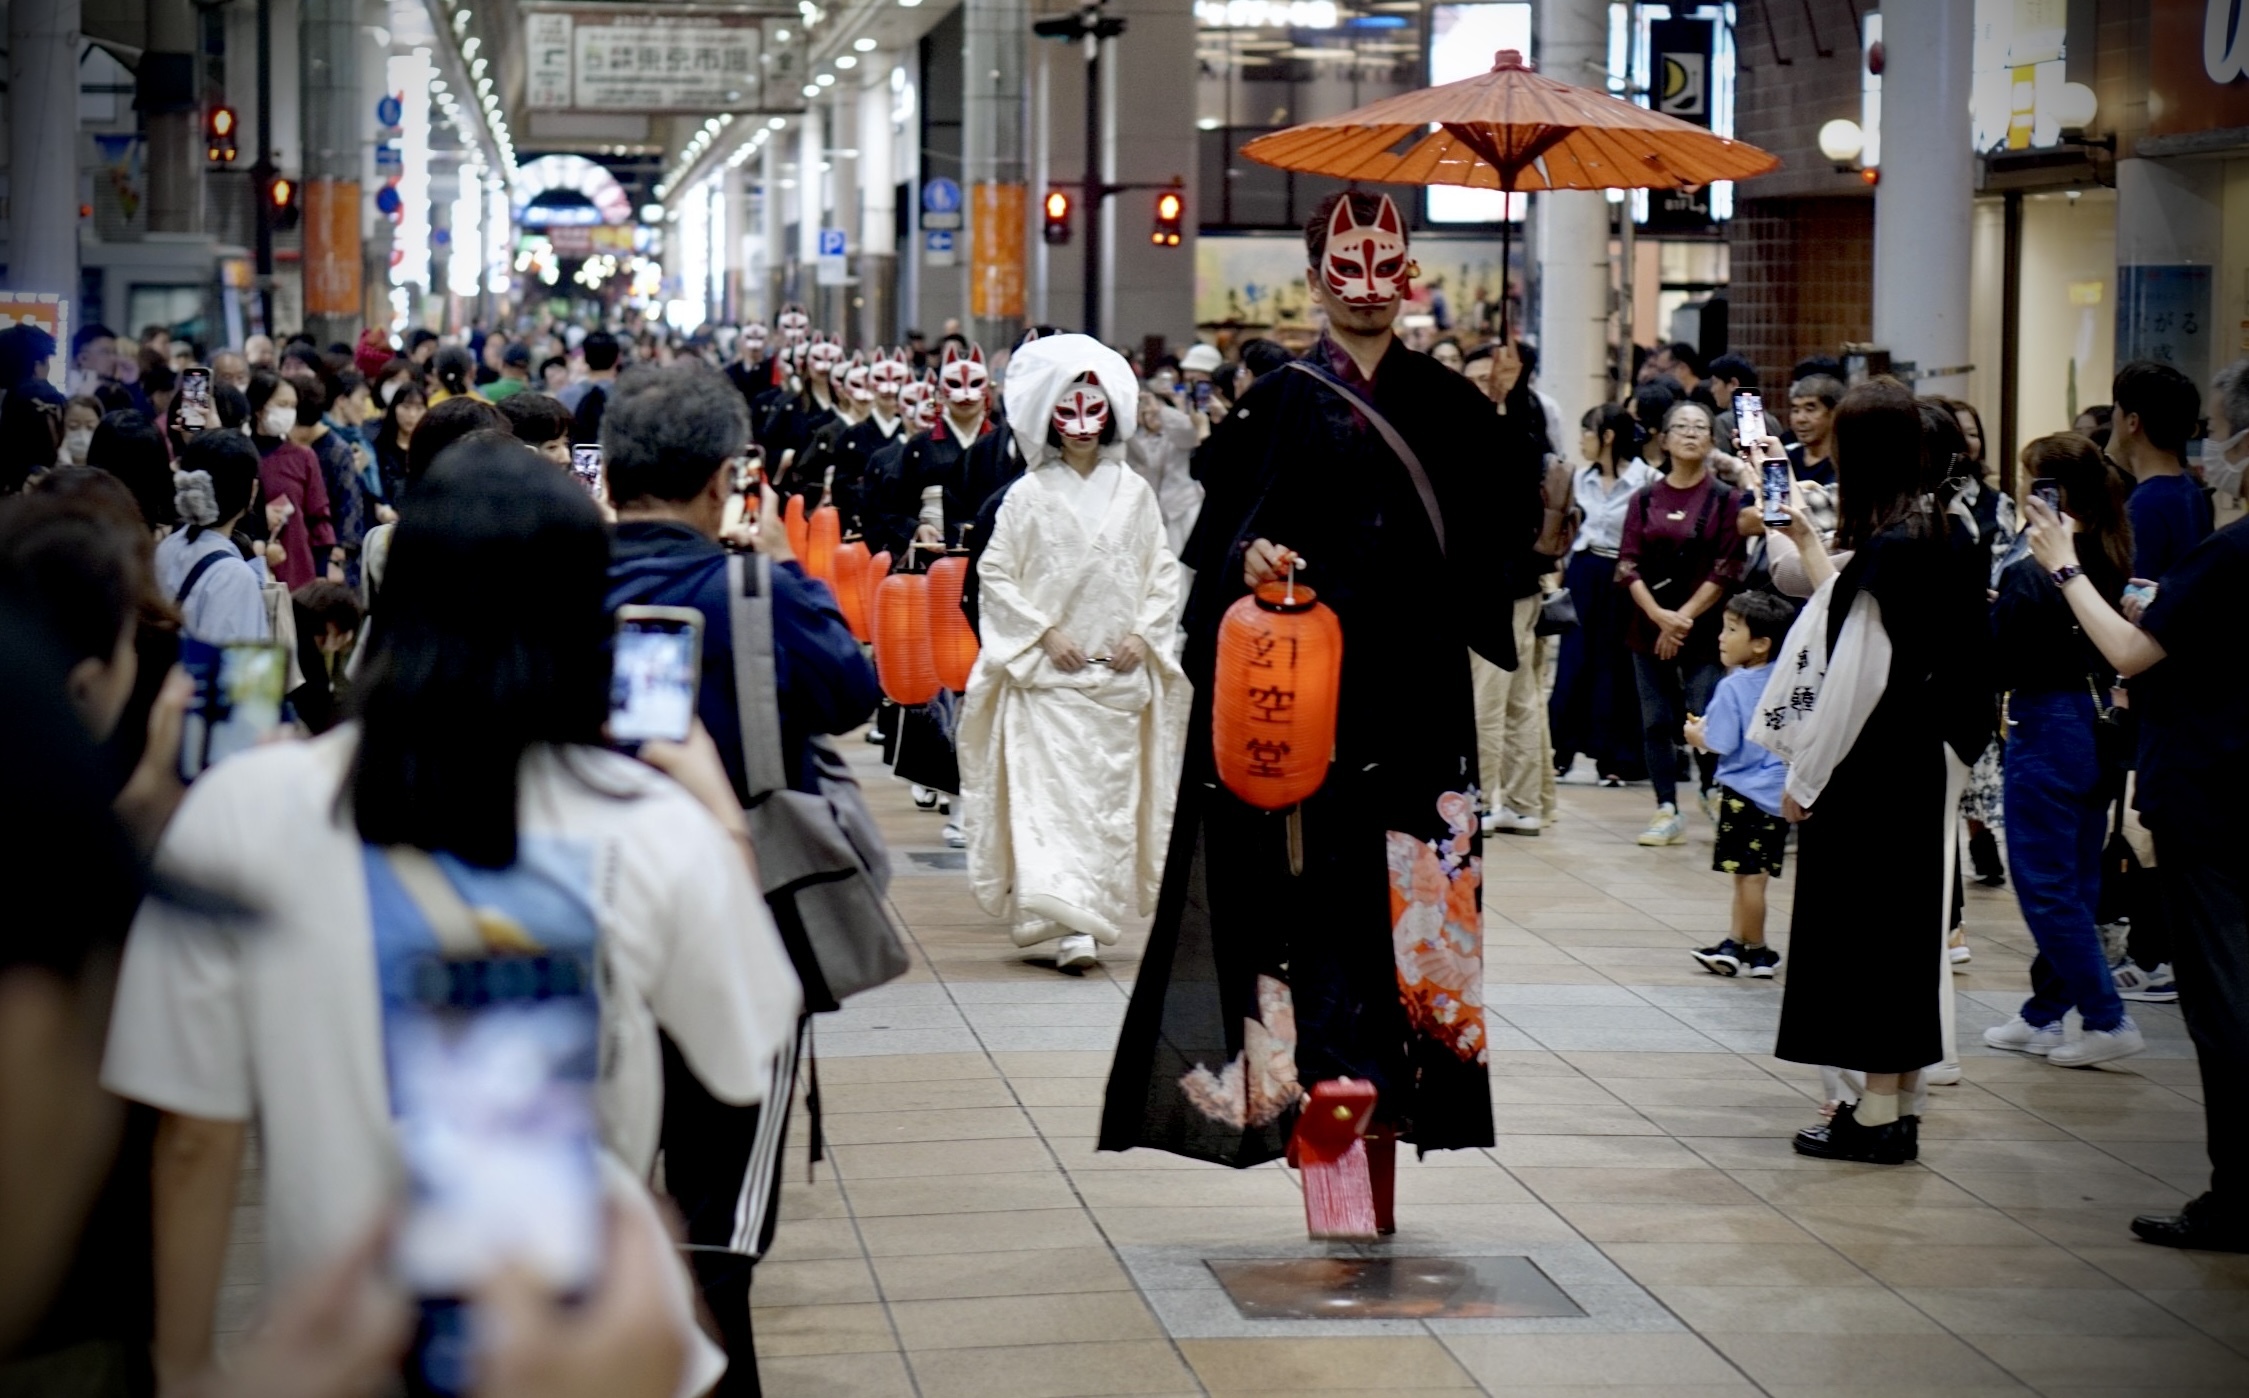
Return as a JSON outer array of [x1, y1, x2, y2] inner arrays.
[[1000, 333, 1139, 471]]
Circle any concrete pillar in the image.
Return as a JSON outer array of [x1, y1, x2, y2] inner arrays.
[[1105, 0, 1196, 351], [1534, 0, 1610, 426], [300, 0, 362, 342], [146, 0, 204, 236], [1871, 0, 1973, 399], [826, 86, 857, 336], [859, 56, 898, 348], [7, 0, 80, 297], [964, 0, 1028, 347], [722, 164, 748, 324], [762, 135, 785, 319], [797, 105, 824, 315]]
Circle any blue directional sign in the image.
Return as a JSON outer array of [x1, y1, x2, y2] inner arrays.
[[921, 177, 962, 215], [925, 229, 954, 254], [818, 227, 848, 257], [375, 93, 403, 128]]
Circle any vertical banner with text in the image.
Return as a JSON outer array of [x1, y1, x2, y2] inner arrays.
[[303, 180, 364, 317], [971, 183, 1027, 321]]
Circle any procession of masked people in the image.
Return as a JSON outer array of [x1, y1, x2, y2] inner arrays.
[[9, 184, 2249, 1398]]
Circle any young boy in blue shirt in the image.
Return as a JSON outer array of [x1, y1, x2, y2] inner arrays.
[[1682, 590, 1799, 977]]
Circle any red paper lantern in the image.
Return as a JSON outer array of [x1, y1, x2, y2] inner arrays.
[[923, 554, 980, 691], [1211, 580, 1344, 810], [872, 571, 940, 705], [805, 504, 841, 587], [784, 493, 808, 561], [865, 549, 892, 632], [834, 540, 872, 641]]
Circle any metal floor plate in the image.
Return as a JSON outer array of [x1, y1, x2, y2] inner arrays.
[[1207, 1255, 1585, 1321]]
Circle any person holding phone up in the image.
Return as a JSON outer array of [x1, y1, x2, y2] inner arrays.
[[1978, 434, 2145, 1070], [2020, 478, 2249, 1254]]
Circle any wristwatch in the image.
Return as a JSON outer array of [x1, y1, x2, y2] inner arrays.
[[2049, 563, 2084, 589]]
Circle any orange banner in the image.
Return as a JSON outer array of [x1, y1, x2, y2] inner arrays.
[[303, 179, 364, 318], [970, 182, 1026, 321]]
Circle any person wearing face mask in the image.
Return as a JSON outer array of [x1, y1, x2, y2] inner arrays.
[[956, 336, 1188, 973], [1101, 193, 1537, 1238], [246, 370, 336, 589]]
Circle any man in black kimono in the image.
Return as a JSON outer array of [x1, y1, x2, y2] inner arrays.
[[865, 342, 1002, 557], [812, 349, 912, 537], [757, 332, 844, 474], [1099, 192, 1543, 1222]]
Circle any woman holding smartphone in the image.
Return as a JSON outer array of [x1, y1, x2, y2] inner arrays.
[[105, 437, 801, 1396], [1981, 433, 2144, 1067]]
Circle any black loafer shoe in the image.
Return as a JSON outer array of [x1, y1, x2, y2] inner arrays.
[[1792, 1101, 1911, 1165], [1898, 1114, 1920, 1163], [2132, 1196, 2249, 1253]]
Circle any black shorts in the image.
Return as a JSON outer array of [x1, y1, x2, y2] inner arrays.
[[1712, 785, 1788, 878]]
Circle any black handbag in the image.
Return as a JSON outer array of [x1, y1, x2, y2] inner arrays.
[[1535, 587, 1579, 637]]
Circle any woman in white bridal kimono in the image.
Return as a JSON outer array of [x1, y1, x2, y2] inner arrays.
[[958, 334, 1189, 971]]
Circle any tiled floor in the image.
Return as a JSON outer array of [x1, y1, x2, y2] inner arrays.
[[750, 746, 2249, 1398]]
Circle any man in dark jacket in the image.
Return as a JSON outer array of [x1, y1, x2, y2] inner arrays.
[[601, 362, 879, 1398]]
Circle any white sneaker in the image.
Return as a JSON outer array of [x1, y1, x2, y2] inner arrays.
[[1636, 804, 1686, 847], [1948, 942, 1973, 968], [2048, 1020, 2147, 1069], [1482, 807, 1542, 836], [2113, 961, 2179, 1003], [1924, 1061, 1963, 1086], [1054, 934, 1098, 971], [941, 822, 966, 849], [1983, 1016, 2067, 1056]]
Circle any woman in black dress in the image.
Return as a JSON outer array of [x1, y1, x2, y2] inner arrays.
[[1768, 380, 1993, 1164]]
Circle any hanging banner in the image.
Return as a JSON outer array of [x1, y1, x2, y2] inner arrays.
[[303, 179, 364, 317], [524, 5, 771, 113], [971, 183, 1027, 321], [1650, 16, 1713, 128]]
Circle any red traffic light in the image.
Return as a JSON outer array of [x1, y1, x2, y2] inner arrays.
[[208, 106, 236, 139], [1151, 190, 1183, 247], [1043, 189, 1071, 246], [1045, 190, 1069, 220]]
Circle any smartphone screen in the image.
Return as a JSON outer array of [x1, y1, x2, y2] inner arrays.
[[177, 639, 289, 782], [392, 952, 602, 1395], [609, 607, 702, 745], [1734, 391, 1765, 451], [1192, 380, 1213, 411], [2030, 477, 2062, 513], [569, 443, 604, 501], [1760, 461, 1793, 527], [179, 368, 213, 429]]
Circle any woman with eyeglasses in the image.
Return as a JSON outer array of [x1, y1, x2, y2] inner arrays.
[[1616, 399, 1747, 846]]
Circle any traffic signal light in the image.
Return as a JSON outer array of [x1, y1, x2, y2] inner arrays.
[[206, 106, 237, 165], [1151, 189, 1183, 247], [265, 174, 301, 231], [1043, 190, 1071, 246]]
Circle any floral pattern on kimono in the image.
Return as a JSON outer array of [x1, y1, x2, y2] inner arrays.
[[1386, 791, 1486, 1063], [1177, 974, 1301, 1130]]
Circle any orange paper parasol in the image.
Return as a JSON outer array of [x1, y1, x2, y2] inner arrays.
[[1241, 49, 1779, 333]]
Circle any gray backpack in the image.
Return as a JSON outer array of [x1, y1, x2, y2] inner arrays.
[[725, 553, 906, 1011]]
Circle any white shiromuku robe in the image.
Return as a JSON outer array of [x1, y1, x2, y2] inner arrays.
[[958, 456, 1189, 946]]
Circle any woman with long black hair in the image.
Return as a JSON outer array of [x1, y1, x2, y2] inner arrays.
[[1550, 402, 1657, 786], [1766, 380, 1994, 1163], [1982, 433, 2144, 1067], [105, 436, 800, 1395]]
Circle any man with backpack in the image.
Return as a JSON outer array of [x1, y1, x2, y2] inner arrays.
[[601, 363, 880, 1396]]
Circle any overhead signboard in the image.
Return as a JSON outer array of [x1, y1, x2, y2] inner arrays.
[[525, 5, 772, 113]]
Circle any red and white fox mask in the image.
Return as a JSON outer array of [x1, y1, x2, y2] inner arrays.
[[1318, 194, 1413, 308], [841, 351, 873, 403], [1052, 374, 1110, 444], [777, 308, 811, 345], [900, 373, 939, 430], [940, 344, 988, 409], [868, 349, 911, 402]]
